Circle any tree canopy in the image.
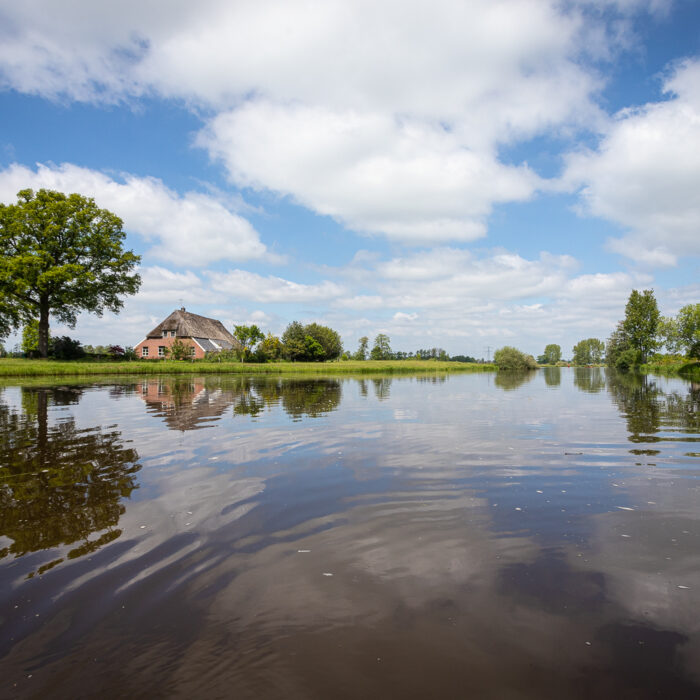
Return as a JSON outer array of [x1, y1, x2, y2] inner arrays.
[[233, 324, 265, 361], [370, 333, 392, 360], [0, 189, 141, 357], [541, 344, 562, 364], [622, 289, 659, 364], [493, 346, 537, 370], [281, 321, 342, 362], [572, 338, 605, 365]]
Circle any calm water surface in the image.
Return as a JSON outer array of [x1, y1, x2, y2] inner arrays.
[[1, 369, 699, 699]]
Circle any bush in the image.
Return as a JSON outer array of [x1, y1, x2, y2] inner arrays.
[[493, 346, 538, 370], [51, 336, 85, 360], [615, 347, 640, 371]]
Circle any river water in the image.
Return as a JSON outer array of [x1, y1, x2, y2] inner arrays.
[[1, 369, 699, 698]]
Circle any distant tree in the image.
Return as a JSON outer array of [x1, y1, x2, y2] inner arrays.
[[676, 303, 700, 358], [52, 336, 85, 360], [0, 189, 141, 357], [493, 346, 537, 370], [108, 345, 125, 359], [282, 321, 307, 361], [258, 332, 283, 361], [304, 335, 325, 360], [370, 333, 392, 360], [450, 354, 477, 363], [233, 324, 265, 361], [281, 321, 342, 361], [305, 322, 342, 360], [21, 319, 41, 357], [541, 344, 561, 364], [606, 321, 630, 367], [622, 289, 660, 363], [657, 317, 681, 355], [572, 338, 605, 365], [354, 336, 369, 361]]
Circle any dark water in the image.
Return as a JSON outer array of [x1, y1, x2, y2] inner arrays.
[[1, 369, 699, 699]]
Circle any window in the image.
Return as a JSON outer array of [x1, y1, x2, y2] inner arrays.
[[158, 346, 166, 357], [189, 345, 196, 356], [170, 331, 176, 337], [142, 346, 149, 357]]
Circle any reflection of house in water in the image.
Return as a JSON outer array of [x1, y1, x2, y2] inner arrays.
[[137, 379, 239, 431], [137, 377, 344, 431]]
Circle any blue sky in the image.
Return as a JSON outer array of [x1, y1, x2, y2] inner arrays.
[[0, 0, 698, 358]]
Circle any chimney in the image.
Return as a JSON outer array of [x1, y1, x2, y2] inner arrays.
[[180, 307, 186, 311]]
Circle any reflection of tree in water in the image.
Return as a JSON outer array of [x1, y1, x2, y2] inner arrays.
[[494, 371, 535, 391], [278, 379, 342, 419], [542, 367, 561, 387], [0, 387, 141, 573], [607, 370, 663, 442], [607, 370, 700, 446], [573, 367, 605, 393], [415, 374, 447, 384], [138, 376, 343, 427], [372, 377, 392, 401]]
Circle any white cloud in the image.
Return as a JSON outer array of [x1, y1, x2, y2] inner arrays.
[[564, 59, 700, 266], [0, 163, 268, 266], [0, 1, 599, 123], [323, 248, 655, 355], [199, 102, 541, 243], [135, 266, 213, 304], [393, 312, 419, 322], [0, 0, 620, 245], [207, 270, 345, 303]]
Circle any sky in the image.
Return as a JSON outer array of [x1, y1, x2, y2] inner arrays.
[[0, 0, 699, 359]]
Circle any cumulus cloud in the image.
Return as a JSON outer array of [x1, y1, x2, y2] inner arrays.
[[199, 102, 540, 243], [0, 163, 268, 266], [206, 270, 345, 303], [323, 247, 655, 355], [0, 0, 618, 244], [564, 59, 700, 266], [135, 266, 214, 305], [0, 1, 598, 121]]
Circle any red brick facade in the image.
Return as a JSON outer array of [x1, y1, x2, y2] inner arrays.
[[134, 335, 204, 360]]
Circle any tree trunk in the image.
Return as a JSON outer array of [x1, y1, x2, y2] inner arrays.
[[38, 299, 50, 358]]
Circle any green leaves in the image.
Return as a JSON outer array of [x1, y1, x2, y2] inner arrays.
[[0, 188, 141, 356], [622, 289, 659, 363]]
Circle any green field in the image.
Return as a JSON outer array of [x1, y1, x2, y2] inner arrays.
[[0, 357, 495, 377]]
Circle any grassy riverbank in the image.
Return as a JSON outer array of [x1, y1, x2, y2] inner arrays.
[[0, 357, 495, 377], [643, 359, 700, 381]]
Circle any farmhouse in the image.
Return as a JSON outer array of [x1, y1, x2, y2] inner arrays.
[[134, 308, 240, 360]]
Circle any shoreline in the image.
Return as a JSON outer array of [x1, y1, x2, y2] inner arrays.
[[0, 358, 496, 377]]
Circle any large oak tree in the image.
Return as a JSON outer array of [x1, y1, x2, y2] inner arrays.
[[0, 189, 141, 357]]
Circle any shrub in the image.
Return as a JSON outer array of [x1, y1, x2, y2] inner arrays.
[[615, 347, 640, 371], [493, 346, 538, 370], [52, 336, 86, 360]]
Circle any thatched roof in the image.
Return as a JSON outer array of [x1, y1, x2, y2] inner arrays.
[[146, 308, 241, 348]]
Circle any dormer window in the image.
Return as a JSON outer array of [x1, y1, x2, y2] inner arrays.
[[162, 330, 167, 337]]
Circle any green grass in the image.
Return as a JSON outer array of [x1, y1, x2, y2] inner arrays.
[[642, 359, 700, 381], [0, 357, 495, 377]]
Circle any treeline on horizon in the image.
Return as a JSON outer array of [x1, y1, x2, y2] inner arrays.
[[494, 289, 699, 371], [3, 319, 481, 365]]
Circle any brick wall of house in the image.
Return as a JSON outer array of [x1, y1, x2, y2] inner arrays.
[[133, 336, 204, 360]]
